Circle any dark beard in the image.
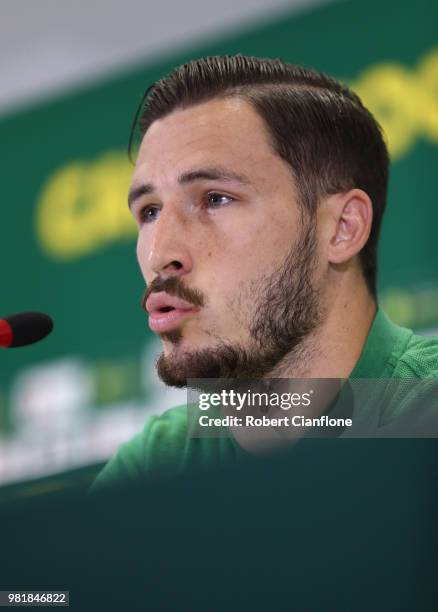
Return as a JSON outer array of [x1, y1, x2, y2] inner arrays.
[[156, 218, 321, 387]]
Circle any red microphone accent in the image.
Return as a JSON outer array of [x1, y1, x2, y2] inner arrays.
[[0, 318, 13, 348]]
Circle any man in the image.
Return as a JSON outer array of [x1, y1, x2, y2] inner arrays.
[[92, 54, 438, 490]]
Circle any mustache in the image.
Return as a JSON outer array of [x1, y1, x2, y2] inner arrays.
[[141, 276, 205, 311]]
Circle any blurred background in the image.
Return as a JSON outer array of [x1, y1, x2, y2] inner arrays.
[[0, 0, 437, 490]]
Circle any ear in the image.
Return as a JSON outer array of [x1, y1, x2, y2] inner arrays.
[[326, 189, 373, 265]]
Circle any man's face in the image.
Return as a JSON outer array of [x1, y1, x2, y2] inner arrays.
[[129, 97, 325, 386]]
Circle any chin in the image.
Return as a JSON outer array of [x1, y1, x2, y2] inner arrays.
[[161, 330, 211, 353], [155, 351, 191, 388]]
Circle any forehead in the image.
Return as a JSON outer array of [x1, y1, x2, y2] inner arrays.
[[133, 97, 293, 191]]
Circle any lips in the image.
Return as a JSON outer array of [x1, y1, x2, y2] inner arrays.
[[145, 292, 199, 334], [145, 292, 196, 315]]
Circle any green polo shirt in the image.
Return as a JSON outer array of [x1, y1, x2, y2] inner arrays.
[[91, 309, 438, 491]]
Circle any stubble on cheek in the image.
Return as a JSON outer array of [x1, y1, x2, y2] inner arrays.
[[224, 280, 263, 347]]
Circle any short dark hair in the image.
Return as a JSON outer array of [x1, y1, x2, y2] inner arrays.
[[131, 54, 389, 297]]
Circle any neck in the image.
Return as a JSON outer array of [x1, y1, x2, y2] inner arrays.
[[267, 278, 377, 379]]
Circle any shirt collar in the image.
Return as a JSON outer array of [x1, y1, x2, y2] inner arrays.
[[350, 308, 412, 379]]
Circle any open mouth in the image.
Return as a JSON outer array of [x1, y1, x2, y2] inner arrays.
[[148, 305, 198, 334]]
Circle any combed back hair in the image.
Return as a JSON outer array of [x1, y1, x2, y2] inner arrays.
[[131, 54, 389, 297]]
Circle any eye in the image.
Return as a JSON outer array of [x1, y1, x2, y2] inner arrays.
[[205, 192, 234, 209], [137, 205, 160, 224]]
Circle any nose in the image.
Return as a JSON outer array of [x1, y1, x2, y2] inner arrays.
[[140, 207, 193, 278]]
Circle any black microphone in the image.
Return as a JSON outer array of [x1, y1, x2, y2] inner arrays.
[[0, 312, 53, 348]]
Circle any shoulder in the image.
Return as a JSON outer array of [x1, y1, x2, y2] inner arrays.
[[393, 331, 438, 378], [90, 403, 240, 491], [90, 404, 190, 491], [379, 329, 438, 426]]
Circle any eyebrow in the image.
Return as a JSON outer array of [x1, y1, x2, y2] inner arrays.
[[128, 166, 252, 210]]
